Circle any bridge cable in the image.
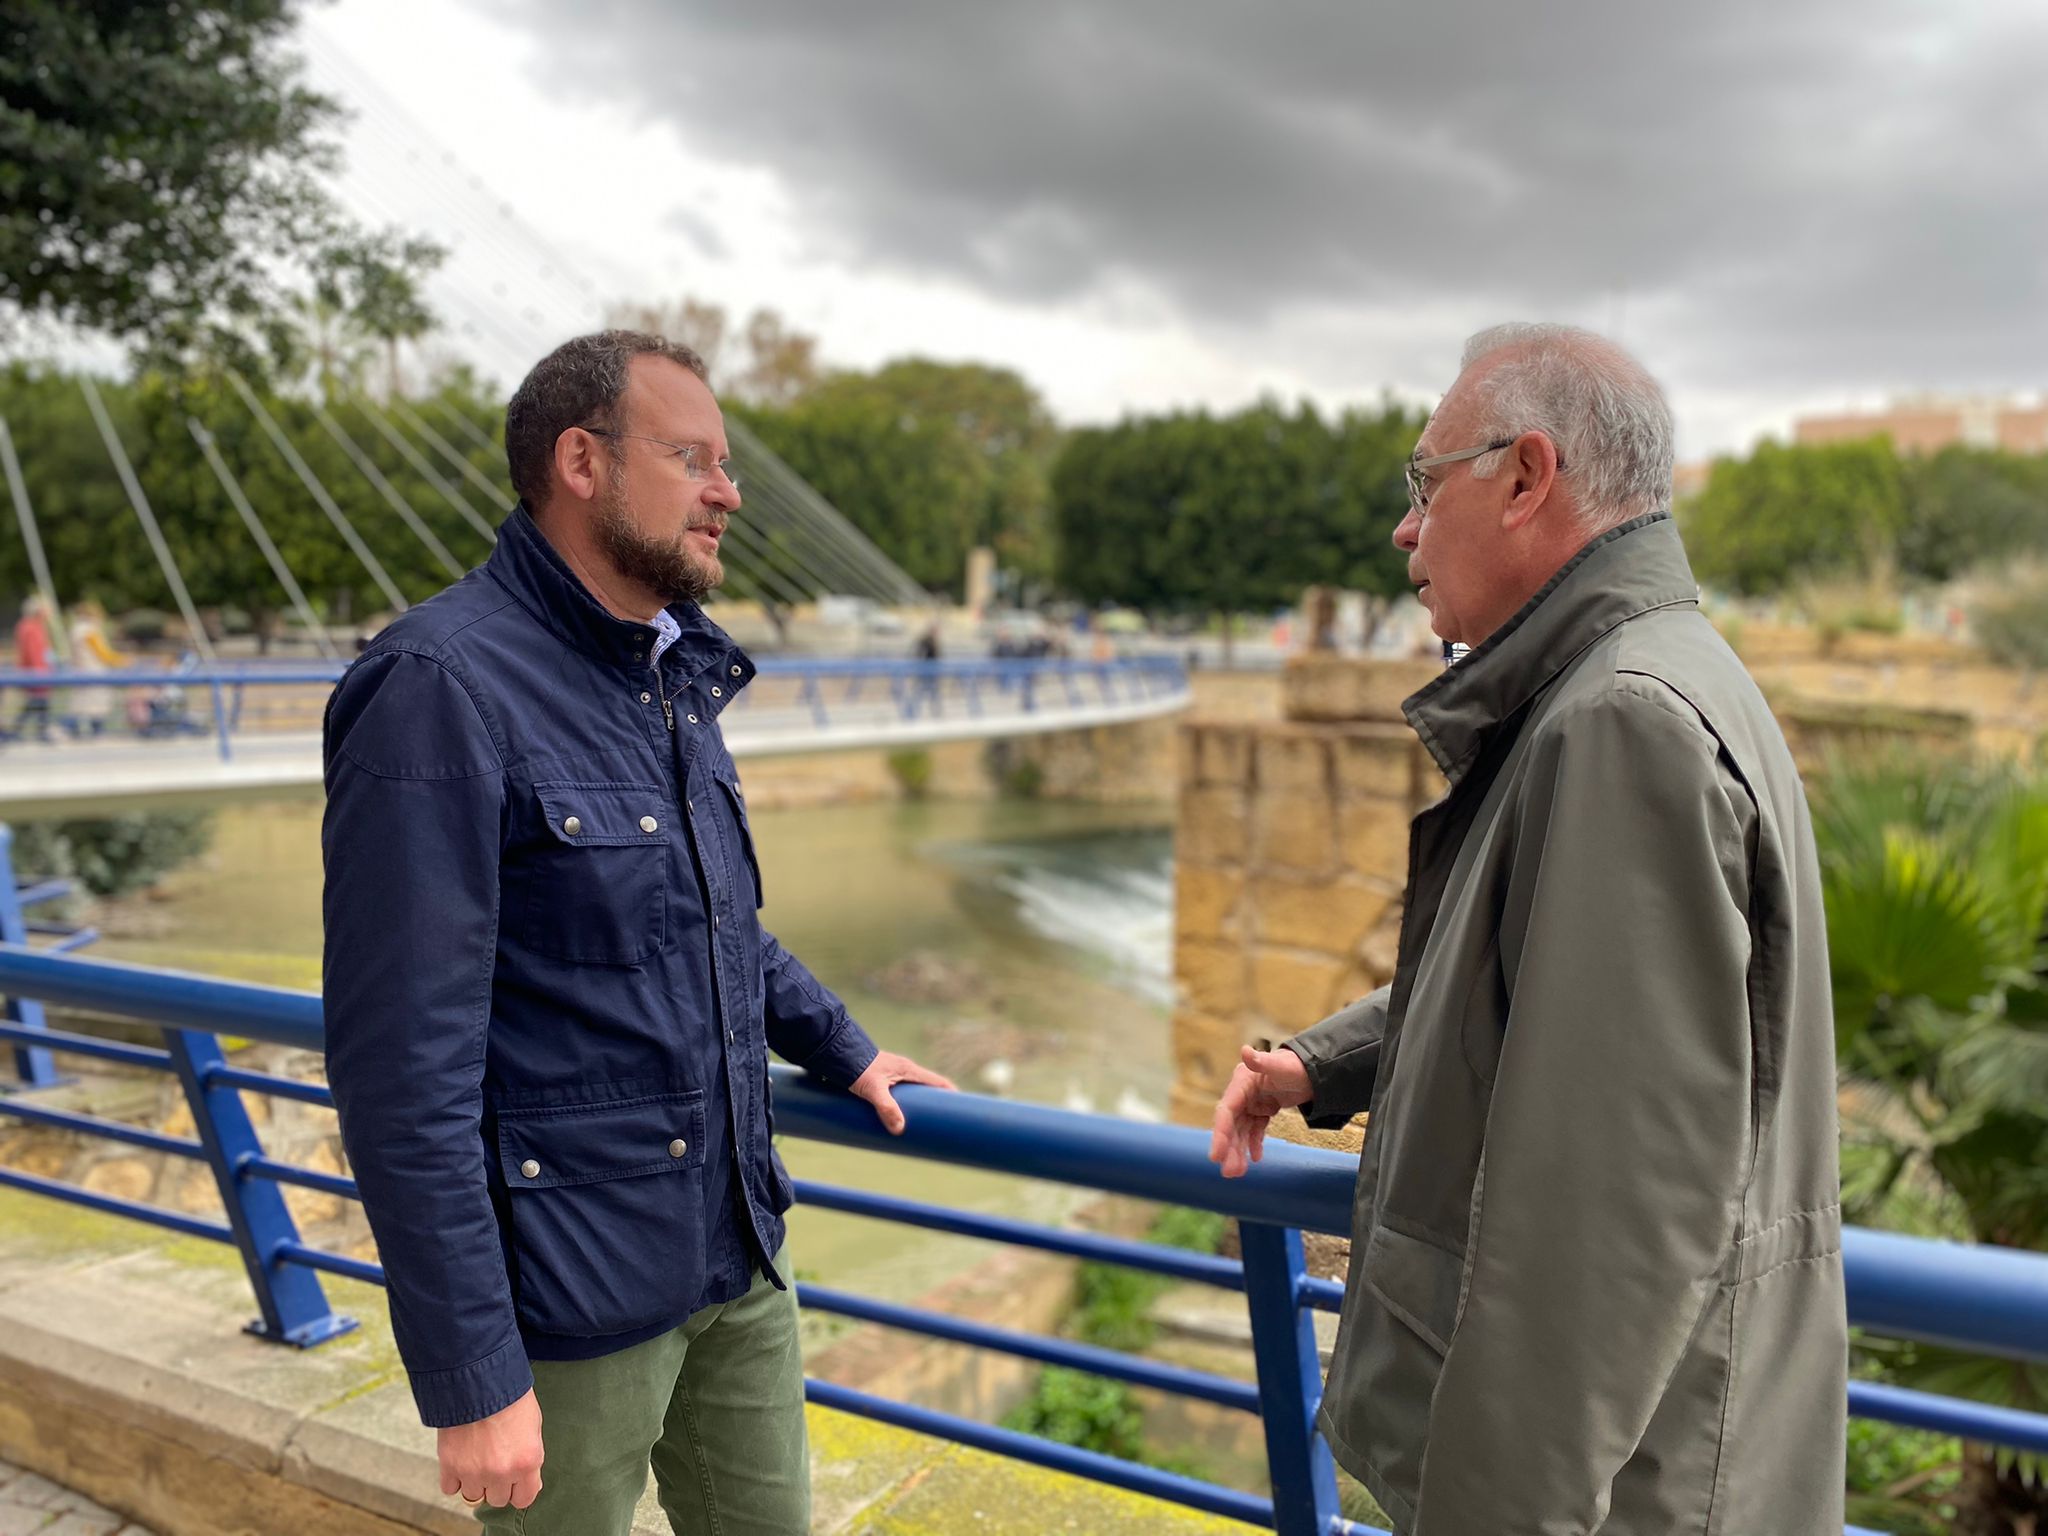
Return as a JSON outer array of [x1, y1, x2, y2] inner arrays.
[[389, 401, 516, 512], [186, 418, 340, 660], [309, 402, 465, 581], [303, 42, 929, 613], [78, 378, 216, 663], [228, 372, 410, 614], [728, 419, 928, 605], [305, 37, 602, 325], [0, 415, 71, 661], [707, 515, 811, 609], [720, 462, 895, 603], [351, 400, 498, 547], [318, 143, 919, 608], [428, 397, 502, 458]]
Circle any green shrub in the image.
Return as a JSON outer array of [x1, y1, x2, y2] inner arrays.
[[8, 811, 215, 899], [885, 748, 934, 799], [1001, 1367, 1144, 1460], [1149, 1204, 1229, 1255], [1002, 757, 1044, 799]]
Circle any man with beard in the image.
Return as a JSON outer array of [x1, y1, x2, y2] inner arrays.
[[322, 331, 952, 1534]]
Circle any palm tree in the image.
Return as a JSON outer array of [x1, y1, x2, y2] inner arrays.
[[1814, 754, 2048, 1534]]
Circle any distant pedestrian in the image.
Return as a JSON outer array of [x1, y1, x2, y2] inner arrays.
[[66, 599, 129, 736], [12, 594, 54, 740]]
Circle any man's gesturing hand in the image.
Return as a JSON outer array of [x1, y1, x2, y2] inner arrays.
[[1209, 1044, 1314, 1178], [850, 1051, 956, 1134], [439, 1387, 544, 1511]]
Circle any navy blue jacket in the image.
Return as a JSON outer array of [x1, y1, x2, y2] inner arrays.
[[322, 506, 877, 1428]]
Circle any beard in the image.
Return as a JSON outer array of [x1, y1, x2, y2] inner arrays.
[[591, 479, 723, 604]]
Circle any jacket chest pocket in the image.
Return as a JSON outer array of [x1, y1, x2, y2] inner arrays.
[[510, 781, 669, 965], [718, 775, 764, 909]]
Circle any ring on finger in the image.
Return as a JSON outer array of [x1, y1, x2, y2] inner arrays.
[[461, 1493, 484, 1507]]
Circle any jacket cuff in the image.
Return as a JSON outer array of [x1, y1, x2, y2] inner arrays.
[[800, 1016, 879, 1089], [408, 1334, 534, 1429], [1283, 1038, 1377, 1132]]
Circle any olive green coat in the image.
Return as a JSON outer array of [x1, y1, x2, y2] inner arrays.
[[1288, 514, 1845, 1535]]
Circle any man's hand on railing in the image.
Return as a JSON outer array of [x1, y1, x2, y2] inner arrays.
[[849, 1051, 957, 1134], [438, 1386, 544, 1511], [1209, 1044, 1314, 1178]]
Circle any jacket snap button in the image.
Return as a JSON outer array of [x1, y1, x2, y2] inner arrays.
[[520, 1159, 541, 1179], [640, 815, 658, 833], [640, 691, 651, 703], [711, 686, 722, 697], [562, 816, 581, 837], [668, 1138, 688, 1158], [688, 713, 699, 724], [731, 665, 742, 676]]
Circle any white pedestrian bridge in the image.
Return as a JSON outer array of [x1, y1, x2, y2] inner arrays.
[[0, 657, 1191, 816]]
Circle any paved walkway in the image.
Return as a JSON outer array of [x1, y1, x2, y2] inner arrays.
[[0, 1459, 155, 1536]]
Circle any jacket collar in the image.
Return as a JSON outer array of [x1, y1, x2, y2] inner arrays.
[[485, 504, 754, 689], [1403, 512, 1698, 785]]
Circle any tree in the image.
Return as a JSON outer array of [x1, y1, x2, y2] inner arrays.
[[1898, 449, 2048, 587], [1681, 438, 1908, 597], [602, 296, 729, 378], [854, 359, 1062, 586], [0, 1, 438, 368], [1049, 397, 1424, 618], [732, 379, 988, 595], [307, 233, 447, 398], [730, 309, 820, 408], [0, 362, 507, 633]]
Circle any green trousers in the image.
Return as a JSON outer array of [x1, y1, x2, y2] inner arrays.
[[478, 1253, 808, 1535]]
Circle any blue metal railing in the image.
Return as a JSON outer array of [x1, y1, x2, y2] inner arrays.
[[2, 936, 2046, 1532], [0, 657, 1191, 763]]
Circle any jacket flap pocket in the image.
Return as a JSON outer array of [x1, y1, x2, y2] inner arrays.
[[1360, 1222, 1464, 1355], [499, 1090, 706, 1189], [717, 775, 765, 907], [533, 781, 670, 847]]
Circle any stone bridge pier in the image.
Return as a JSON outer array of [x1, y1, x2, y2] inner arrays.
[[1169, 656, 1443, 1142]]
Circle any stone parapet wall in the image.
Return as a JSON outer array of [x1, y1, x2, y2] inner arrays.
[[1169, 656, 1442, 1131]]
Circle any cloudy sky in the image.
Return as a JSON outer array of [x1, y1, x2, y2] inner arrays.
[[305, 0, 2048, 460]]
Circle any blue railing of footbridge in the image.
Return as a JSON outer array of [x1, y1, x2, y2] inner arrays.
[[0, 656, 1190, 761], [1, 938, 2046, 1533]]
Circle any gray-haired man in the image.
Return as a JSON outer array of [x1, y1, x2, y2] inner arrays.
[[1212, 324, 1846, 1534]]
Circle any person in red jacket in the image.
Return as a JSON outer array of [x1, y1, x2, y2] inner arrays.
[[12, 594, 55, 740]]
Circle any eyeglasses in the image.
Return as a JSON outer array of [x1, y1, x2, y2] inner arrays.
[[582, 429, 739, 489], [1404, 435, 1564, 512]]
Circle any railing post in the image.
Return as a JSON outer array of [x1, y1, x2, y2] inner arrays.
[[161, 1027, 357, 1346], [1242, 1221, 1343, 1536], [0, 824, 63, 1088]]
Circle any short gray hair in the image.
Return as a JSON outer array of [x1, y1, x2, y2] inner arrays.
[[504, 330, 709, 508], [1456, 322, 1674, 533]]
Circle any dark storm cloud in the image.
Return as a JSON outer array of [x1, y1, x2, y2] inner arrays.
[[499, 0, 2047, 398]]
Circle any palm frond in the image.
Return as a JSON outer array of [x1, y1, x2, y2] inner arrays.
[[1826, 830, 2023, 1055]]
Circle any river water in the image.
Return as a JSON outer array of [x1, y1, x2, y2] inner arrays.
[[95, 794, 1179, 1302]]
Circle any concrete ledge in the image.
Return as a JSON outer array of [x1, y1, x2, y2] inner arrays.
[[0, 1190, 1259, 1534]]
